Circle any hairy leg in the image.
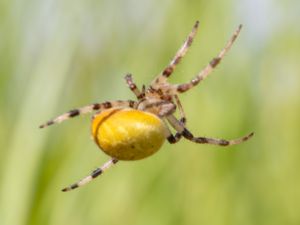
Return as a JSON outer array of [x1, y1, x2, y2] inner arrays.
[[151, 21, 199, 88], [170, 25, 242, 94], [124, 74, 145, 100], [62, 158, 118, 192], [166, 114, 253, 146], [39, 100, 137, 128]]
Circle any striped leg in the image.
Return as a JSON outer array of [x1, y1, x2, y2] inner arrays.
[[173, 24, 242, 94], [163, 119, 182, 144], [124, 74, 145, 100], [39, 100, 137, 128], [62, 158, 118, 192], [151, 21, 199, 88], [166, 114, 253, 146]]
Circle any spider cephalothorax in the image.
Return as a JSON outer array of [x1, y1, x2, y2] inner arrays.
[[40, 21, 253, 192]]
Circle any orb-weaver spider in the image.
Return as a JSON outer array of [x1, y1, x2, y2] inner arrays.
[[40, 21, 253, 192]]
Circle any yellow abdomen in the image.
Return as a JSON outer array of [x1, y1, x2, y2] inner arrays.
[[91, 108, 167, 160]]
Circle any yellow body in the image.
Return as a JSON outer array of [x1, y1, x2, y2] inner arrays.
[[91, 108, 167, 160]]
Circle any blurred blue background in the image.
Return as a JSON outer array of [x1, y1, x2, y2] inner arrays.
[[0, 0, 299, 225]]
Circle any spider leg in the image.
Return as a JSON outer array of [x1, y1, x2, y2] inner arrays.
[[151, 21, 199, 88], [124, 74, 145, 100], [62, 158, 118, 192], [162, 119, 182, 144], [165, 95, 186, 141], [39, 100, 137, 128], [172, 24, 242, 94], [166, 114, 253, 146], [174, 95, 186, 124]]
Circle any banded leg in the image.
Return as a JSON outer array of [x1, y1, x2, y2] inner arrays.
[[124, 74, 145, 100], [166, 114, 253, 146], [163, 119, 182, 144], [151, 21, 199, 88], [39, 100, 137, 128], [62, 158, 118, 192], [173, 24, 242, 94]]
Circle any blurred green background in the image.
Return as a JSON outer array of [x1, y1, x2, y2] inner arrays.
[[1, 0, 299, 225]]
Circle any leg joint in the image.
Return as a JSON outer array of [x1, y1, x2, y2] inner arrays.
[[182, 128, 194, 139], [167, 135, 177, 144]]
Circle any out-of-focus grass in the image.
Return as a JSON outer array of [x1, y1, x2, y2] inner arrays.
[[0, 0, 300, 225]]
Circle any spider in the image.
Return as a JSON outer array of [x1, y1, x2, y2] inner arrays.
[[40, 21, 254, 192]]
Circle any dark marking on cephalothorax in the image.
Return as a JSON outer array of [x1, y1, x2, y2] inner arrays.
[[144, 100, 171, 111], [160, 95, 172, 101], [154, 88, 163, 96], [147, 86, 156, 93], [69, 109, 80, 117]]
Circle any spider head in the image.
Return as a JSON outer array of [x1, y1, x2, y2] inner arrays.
[[136, 83, 176, 118]]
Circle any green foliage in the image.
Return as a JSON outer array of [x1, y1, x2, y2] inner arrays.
[[1, 0, 300, 225]]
